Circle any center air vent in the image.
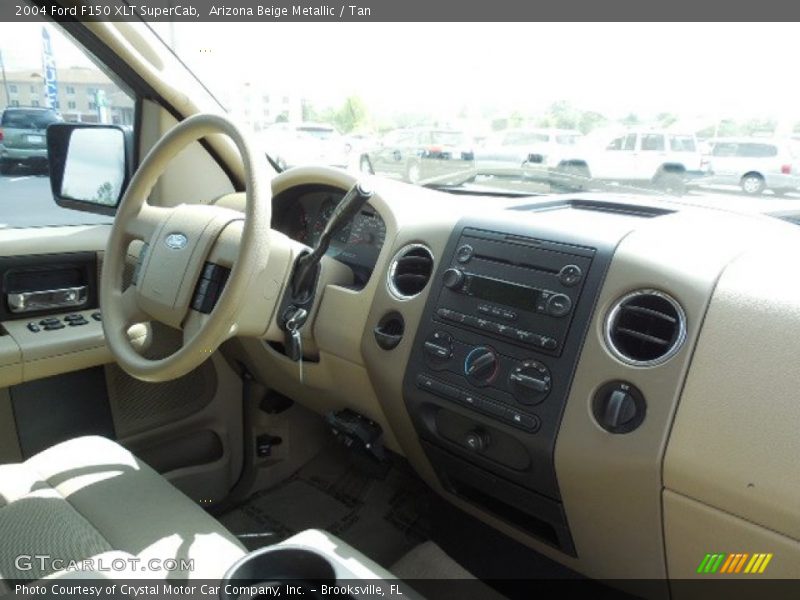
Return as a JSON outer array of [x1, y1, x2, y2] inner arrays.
[[388, 244, 434, 299], [605, 290, 686, 366]]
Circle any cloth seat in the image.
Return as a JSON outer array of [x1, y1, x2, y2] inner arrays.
[[0, 436, 245, 586]]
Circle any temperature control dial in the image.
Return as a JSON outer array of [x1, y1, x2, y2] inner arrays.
[[464, 346, 499, 385], [509, 360, 552, 405]]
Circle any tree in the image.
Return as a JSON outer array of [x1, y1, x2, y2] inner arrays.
[[656, 112, 678, 128], [548, 100, 579, 130], [95, 181, 115, 205], [741, 118, 776, 136], [621, 113, 640, 127], [332, 95, 369, 133], [578, 111, 607, 134]]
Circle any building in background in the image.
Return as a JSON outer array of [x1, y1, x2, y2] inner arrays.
[[219, 80, 303, 131], [0, 66, 134, 125]]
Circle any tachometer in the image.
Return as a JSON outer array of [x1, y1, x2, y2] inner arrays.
[[282, 202, 310, 245]]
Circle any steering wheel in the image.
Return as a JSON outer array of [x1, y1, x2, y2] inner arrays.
[[100, 113, 271, 382]]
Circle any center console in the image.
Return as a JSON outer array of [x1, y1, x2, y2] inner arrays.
[[403, 217, 617, 556], [221, 529, 420, 599]]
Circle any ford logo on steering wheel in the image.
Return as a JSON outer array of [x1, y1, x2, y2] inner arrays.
[[164, 232, 188, 250]]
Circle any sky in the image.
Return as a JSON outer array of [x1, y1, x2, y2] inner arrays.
[[3, 22, 800, 127], [154, 22, 800, 125]]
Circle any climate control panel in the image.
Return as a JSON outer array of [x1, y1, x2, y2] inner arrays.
[[419, 327, 551, 430]]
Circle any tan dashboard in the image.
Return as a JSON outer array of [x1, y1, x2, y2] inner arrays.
[[226, 166, 800, 593]]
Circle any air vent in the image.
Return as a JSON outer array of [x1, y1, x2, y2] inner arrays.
[[388, 244, 434, 299], [605, 290, 686, 366], [374, 311, 405, 350]]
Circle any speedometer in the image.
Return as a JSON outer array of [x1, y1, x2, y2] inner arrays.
[[349, 212, 387, 248]]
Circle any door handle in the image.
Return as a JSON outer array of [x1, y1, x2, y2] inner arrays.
[[7, 286, 88, 313]]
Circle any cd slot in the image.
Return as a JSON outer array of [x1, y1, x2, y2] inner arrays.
[[462, 236, 591, 277], [471, 253, 560, 276]]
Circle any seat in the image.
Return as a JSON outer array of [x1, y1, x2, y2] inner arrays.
[[0, 436, 246, 584]]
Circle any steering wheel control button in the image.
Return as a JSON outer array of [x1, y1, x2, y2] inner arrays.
[[192, 263, 231, 314], [558, 264, 583, 287], [464, 346, 499, 385], [456, 244, 474, 263], [510, 360, 552, 405], [27, 322, 41, 333], [442, 268, 465, 290], [546, 293, 572, 317], [593, 381, 647, 434]]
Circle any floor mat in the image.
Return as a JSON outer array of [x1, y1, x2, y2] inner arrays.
[[220, 442, 432, 567]]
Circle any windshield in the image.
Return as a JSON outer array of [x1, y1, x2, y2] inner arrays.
[[1, 109, 60, 129], [151, 22, 800, 204]]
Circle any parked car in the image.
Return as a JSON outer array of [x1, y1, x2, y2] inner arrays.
[[260, 122, 350, 170], [700, 137, 800, 195], [563, 128, 708, 193], [359, 128, 474, 183], [0, 106, 63, 175], [475, 127, 582, 170]]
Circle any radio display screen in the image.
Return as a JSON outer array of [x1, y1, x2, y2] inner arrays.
[[468, 276, 540, 311]]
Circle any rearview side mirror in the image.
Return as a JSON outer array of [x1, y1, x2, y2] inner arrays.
[[47, 123, 132, 216]]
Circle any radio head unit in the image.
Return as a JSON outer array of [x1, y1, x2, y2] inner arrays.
[[434, 228, 594, 356]]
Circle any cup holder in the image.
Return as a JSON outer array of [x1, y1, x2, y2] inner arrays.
[[221, 547, 337, 600]]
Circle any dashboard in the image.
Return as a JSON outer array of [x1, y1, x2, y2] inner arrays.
[[272, 185, 387, 289], [232, 166, 800, 590]]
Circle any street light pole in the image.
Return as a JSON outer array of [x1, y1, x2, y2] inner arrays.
[[0, 48, 10, 106]]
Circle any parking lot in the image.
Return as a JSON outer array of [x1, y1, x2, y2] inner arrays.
[[0, 172, 111, 228], [1, 167, 798, 231]]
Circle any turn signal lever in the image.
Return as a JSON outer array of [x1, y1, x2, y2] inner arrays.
[[291, 181, 373, 300]]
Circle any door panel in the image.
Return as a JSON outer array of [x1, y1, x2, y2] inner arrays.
[[0, 234, 244, 506]]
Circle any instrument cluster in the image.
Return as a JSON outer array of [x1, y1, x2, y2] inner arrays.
[[273, 186, 387, 288]]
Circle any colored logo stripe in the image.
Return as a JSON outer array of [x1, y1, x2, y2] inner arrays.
[[698, 553, 773, 574]]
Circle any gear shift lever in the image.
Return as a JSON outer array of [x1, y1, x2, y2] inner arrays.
[[291, 181, 374, 299]]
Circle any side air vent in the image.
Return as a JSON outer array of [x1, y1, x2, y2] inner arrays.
[[605, 290, 686, 366], [388, 244, 434, 299]]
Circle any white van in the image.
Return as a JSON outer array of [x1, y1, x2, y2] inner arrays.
[[701, 137, 800, 195]]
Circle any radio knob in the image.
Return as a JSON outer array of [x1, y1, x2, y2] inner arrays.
[[464, 346, 498, 384], [442, 268, 465, 290], [546, 293, 572, 317], [509, 360, 551, 405]]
